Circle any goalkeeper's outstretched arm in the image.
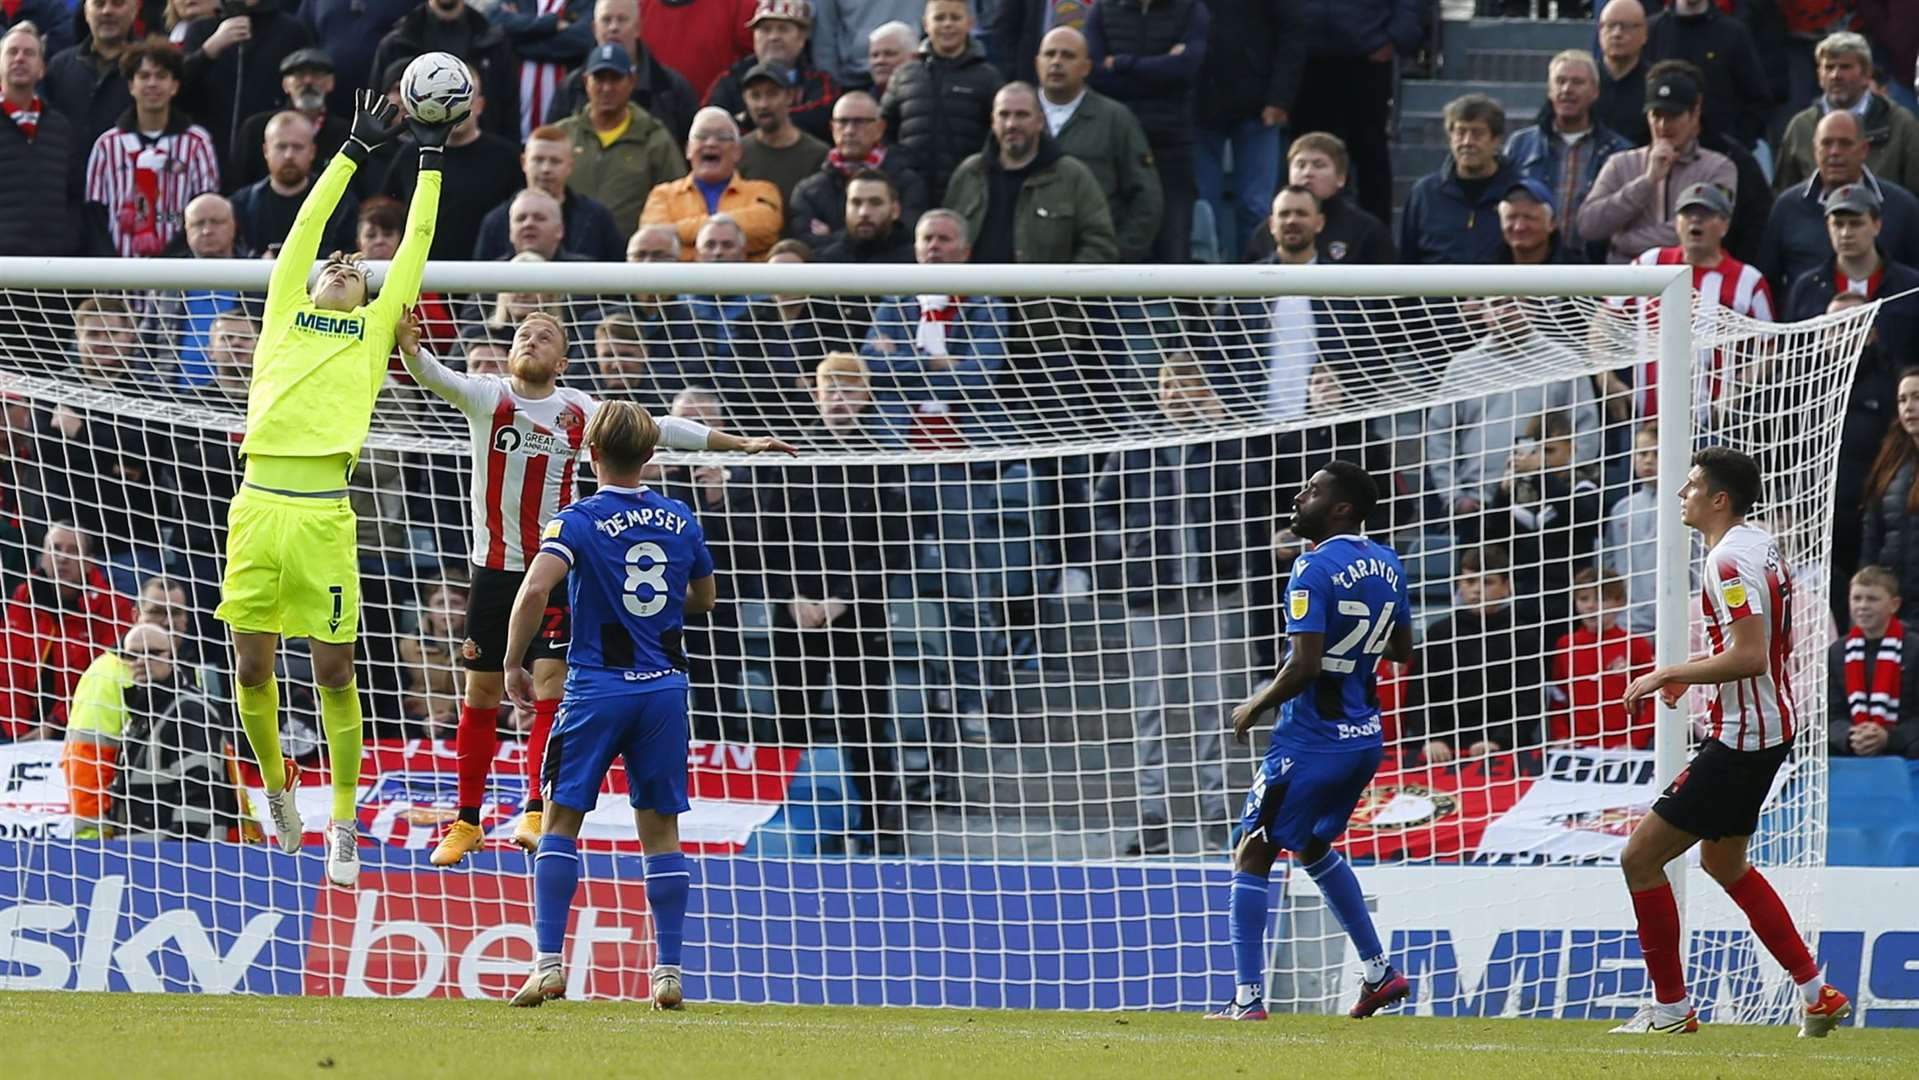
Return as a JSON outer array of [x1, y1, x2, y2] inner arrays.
[[265, 90, 409, 312]]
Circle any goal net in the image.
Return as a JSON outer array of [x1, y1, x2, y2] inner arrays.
[[0, 259, 1869, 1021]]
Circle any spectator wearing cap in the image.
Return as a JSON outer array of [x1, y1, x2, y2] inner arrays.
[[176, 0, 315, 162], [474, 122, 624, 260], [1774, 32, 1919, 196], [1039, 26, 1162, 265], [230, 110, 357, 253], [1505, 49, 1632, 259], [882, 0, 1002, 201], [555, 42, 687, 241], [642, 105, 783, 258], [1400, 94, 1518, 266], [1578, 63, 1734, 265], [1495, 179, 1576, 265], [808, 0, 920, 87], [541, 0, 698, 149], [1642, 0, 1770, 148], [0, 23, 79, 256], [738, 61, 830, 204], [1241, 132, 1395, 265], [489, 0, 595, 140], [785, 89, 927, 246], [642, 0, 757, 99], [370, 0, 521, 143], [1787, 183, 1919, 596], [1083, 0, 1207, 263], [944, 81, 1117, 264], [228, 47, 349, 191], [1759, 109, 1919, 296], [706, 0, 840, 143], [1594, 0, 1650, 146]]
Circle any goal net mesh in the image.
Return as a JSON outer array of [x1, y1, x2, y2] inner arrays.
[[0, 266, 1869, 1020]]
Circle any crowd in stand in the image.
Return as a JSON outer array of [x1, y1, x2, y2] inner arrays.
[[1, 0, 1918, 854]]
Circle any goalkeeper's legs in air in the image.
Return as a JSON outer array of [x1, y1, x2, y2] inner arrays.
[[232, 631, 302, 855]]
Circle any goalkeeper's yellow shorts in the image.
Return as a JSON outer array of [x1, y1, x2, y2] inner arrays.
[[215, 485, 360, 644]]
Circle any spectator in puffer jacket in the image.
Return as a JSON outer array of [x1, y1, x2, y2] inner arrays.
[[1400, 93, 1517, 265], [0, 23, 78, 255], [1504, 49, 1632, 258], [1084, 0, 1207, 263], [705, 0, 839, 142], [1860, 368, 1919, 623], [1288, 0, 1423, 223], [881, 0, 1002, 201]]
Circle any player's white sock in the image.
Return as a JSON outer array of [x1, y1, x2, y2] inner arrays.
[[1653, 995, 1692, 1021], [1798, 974, 1823, 1005], [1362, 955, 1390, 984], [536, 952, 562, 974], [1233, 982, 1262, 1006]]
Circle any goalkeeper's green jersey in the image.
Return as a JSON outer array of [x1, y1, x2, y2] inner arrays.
[[239, 152, 442, 467]]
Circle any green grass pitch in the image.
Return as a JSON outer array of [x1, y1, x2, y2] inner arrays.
[[6, 993, 1916, 1079]]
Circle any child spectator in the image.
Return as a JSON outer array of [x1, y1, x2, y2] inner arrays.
[[1549, 568, 1654, 749], [1829, 565, 1919, 759], [1411, 545, 1546, 763], [1605, 420, 1660, 634], [400, 581, 467, 740]]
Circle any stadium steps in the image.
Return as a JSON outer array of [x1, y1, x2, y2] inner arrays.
[[1391, 16, 1599, 214]]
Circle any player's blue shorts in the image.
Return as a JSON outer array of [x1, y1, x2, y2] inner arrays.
[[542, 687, 691, 815], [1237, 744, 1384, 853]]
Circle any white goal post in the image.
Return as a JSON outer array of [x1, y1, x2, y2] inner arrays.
[[0, 257, 1871, 1021]]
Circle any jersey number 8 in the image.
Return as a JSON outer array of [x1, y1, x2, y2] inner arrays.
[[622, 541, 669, 617], [1322, 600, 1395, 674]]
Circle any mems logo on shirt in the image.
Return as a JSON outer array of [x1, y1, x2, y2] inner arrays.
[[294, 311, 366, 338]]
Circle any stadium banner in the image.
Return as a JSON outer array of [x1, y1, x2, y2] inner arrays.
[[3, 841, 1917, 1025], [1471, 748, 1660, 860], [0, 740, 802, 853]]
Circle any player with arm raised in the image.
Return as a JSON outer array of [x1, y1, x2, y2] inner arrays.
[[393, 312, 794, 864], [214, 87, 454, 888], [499, 401, 712, 1011], [1615, 448, 1850, 1036], [1211, 460, 1413, 1022]]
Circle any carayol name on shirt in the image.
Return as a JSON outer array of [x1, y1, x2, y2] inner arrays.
[[294, 311, 366, 338], [594, 506, 690, 539], [1329, 556, 1400, 591]]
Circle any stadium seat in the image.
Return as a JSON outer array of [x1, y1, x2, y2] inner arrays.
[[1887, 826, 1919, 868], [1830, 757, 1917, 806], [1830, 794, 1914, 831], [745, 748, 854, 857], [1826, 826, 1885, 866]]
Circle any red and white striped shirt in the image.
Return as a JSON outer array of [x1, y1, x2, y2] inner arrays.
[[83, 117, 220, 258], [516, 0, 569, 140], [1699, 522, 1798, 751], [1623, 246, 1775, 420], [404, 346, 711, 571]]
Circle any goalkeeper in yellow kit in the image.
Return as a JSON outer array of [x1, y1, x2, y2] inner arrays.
[[214, 88, 454, 888]]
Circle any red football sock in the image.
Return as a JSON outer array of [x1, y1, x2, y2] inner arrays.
[[455, 704, 499, 812], [1630, 883, 1689, 1004], [526, 698, 558, 812], [1725, 868, 1819, 985]]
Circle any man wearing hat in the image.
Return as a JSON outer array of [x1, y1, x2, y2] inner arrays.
[[738, 61, 830, 203], [178, 0, 317, 162], [1759, 108, 1919, 296], [555, 42, 687, 241], [1578, 61, 1735, 264], [705, 0, 840, 142], [228, 48, 350, 192], [1494, 178, 1577, 265], [1785, 181, 1919, 608]]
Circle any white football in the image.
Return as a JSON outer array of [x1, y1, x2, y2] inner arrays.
[[399, 51, 475, 127]]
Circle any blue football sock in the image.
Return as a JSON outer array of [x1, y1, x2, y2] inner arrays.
[[534, 833, 580, 957], [1230, 871, 1273, 992], [1303, 848, 1387, 977], [645, 850, 691, 968]]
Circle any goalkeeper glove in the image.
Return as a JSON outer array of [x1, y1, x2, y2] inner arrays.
[[345, 89, 401, 160], [409, 116, 456, 170]]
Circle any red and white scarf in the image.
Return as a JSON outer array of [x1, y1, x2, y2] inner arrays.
[[1845, 617, 1904, 728], [915, 295, 962, 357], [826, 145, 885, 175], [5, 94, 41, 142]]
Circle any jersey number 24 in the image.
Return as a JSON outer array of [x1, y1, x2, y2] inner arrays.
[[1321, 600, 1395, 674]]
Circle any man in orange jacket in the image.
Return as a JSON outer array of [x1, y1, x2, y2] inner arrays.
[[642, 106, 784, 259]]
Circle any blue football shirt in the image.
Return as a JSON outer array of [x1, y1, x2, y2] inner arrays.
[[538, 483, 714, 697], [1274, 533, 1411, 754]]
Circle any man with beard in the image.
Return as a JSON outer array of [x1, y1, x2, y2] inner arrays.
[[231, 111, 358, 253], [943, 81, 1115, 264], [63, 620, 239, 839], [738, 62, 829, 205], [394, 309, 795, 867], [229, 48, 349, 191], [816, 170, 911, 262]]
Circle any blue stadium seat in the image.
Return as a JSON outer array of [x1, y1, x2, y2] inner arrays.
[[1829, 757, 1917, 806], [1887, 827, 1919, 868], [1826, 826, 1885, 866], [745, 748, 854, 857], [1830, 795, 1914, 832]]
